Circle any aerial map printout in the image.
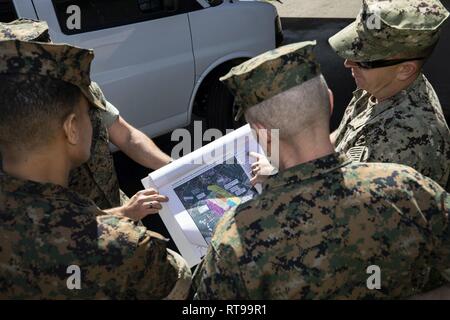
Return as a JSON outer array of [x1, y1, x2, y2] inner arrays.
[[173, 157, 258, 245], [142, 125, 264, 267]]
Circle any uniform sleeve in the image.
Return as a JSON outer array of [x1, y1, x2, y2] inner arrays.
[[400, 172, 450, 282], [193, 210, 249, 300], [90, 81, 120, 128], [96, 215, 192, 299], [194, 242, 249, 300], [101, 100, 120, 128]]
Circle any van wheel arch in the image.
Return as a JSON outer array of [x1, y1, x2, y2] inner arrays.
[[193, 58, 249, 133]]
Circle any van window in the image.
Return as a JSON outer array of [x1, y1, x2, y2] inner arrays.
[[52, 0, 203, 35]]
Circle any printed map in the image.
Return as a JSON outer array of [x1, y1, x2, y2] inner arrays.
[[174, 157, 257, 244]]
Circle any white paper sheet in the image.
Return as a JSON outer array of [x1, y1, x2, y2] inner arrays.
[[142, 124, 264, 267]]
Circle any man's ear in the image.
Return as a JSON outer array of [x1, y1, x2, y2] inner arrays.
[[396, 61, 419, 81], [252, 121, 267, 141], [328, 89, 334, 117], [63, 113, 78, 145]]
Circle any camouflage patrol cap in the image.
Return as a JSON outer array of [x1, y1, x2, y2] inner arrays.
[[329, 0, 450, 62], [0, 19, 50, 42], [220, 41, 320, 121], [0, 40, 106, 110]]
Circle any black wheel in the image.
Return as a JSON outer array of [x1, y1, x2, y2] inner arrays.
[[205, 76, 246, 133], [201, 62, 249, 133], [205, 77, 233, 131]]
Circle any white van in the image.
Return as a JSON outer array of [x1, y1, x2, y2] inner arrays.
[[1, 0, 283, 135]]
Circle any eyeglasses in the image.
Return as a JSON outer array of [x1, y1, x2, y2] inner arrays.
[[355, 57, 425, 69]]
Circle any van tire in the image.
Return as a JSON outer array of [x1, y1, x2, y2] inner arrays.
[[205, 78, 235, 132]]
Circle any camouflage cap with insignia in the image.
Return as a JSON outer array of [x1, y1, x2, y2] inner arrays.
[[0, 40, 106, 110], [220, 40, 320, 121], [0, 19, 50, 42], [329, 0, 450, 62]]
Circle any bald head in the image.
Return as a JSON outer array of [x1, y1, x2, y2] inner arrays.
[[245, 75, 331, 141]]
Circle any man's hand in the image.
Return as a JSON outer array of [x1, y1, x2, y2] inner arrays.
[[105, 189, 169, 221], [249, 152, 278, 186]]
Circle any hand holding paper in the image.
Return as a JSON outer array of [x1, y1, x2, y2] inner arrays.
[[141, 125, 265, 267]]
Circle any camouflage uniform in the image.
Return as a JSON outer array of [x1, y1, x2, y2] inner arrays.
[[0, 172, 191, 299], [194, 41, 450, 299], [333, 74, 450, 189], [0, 18, 50, 42], [0, 39, 191, 299], [194, 153, 450, 299], [328, 0, 450, 189], [68, 86, 124, 210], [0, 19, 127, 209]]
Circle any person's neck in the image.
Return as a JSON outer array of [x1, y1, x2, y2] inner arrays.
[[372, 73, 419, 103], [278, 131, 335, 171], [2, 146, 71, 188]]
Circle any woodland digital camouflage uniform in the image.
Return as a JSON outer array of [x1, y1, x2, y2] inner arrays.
[[194, 154, 450, 299], [328, 0, 450, 189], [194, 40, 450, 299], [221, 40, 320, 121], [0, 19, 126, 209], [0, 172, 191, 299], [0, 39, 191, 299]]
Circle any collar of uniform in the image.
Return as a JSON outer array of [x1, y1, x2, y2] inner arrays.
[[350, 88, 370, 118], [368, 73, 425, 119], [351, 88, 365, 101], [348, 73, 425, 129], [0, 171, 78, 199], [263, 152, 352, 191]]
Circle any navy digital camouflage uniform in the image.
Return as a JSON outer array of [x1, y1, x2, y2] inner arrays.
[[0, 39, 191, 299], [0, 18, 50, 42], [0, 19, 127, 210], [194, 41, 450, 299], [328, 0, 450, 189], [333, 74, 450, 189]]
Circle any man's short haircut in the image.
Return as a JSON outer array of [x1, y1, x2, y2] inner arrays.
[[0, 73, 82, 151], [245, 74, 330, 139], [401, 40, 439, 69]]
